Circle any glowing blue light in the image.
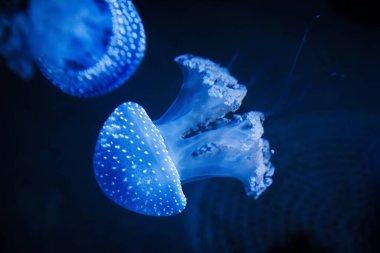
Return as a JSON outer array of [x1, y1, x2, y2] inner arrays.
[[94, 55, 275, 216], [0, 0, 146, 97], [94, 102, 187, 216]]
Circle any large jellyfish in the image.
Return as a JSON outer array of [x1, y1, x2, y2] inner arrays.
[[0, 0, 145, 97], [93, 54, 275, 216]]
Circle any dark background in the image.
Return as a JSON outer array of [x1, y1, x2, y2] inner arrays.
[[1, 0, 379, 252]]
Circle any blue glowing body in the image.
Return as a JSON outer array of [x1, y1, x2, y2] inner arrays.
[[0, 0, 146, 97], [94, 102, 186, 216], [94, 55, 275, 216]]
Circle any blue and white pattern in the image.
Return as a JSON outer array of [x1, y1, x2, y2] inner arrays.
[[36, 0, 146, 97], [94, 55, 275, 216], [94, 102, 186, 216], [0, 0, 146, 97]]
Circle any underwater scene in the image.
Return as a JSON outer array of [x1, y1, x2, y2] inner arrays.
[[1, 0, 379, 252]]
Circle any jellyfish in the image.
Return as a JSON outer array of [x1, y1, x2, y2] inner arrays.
[[93, 54, 275, 216], [0, 0, 145, 97]]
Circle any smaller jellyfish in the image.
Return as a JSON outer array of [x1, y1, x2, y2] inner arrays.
[[0, 0, 146, 97], [94, 54, 275, 216]]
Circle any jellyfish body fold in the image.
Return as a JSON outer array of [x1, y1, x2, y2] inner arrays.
[[0, 0, 146, 97], [94, 54, 275, 216]]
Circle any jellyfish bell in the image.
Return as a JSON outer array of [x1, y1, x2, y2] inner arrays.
[[94, 102, 187, 216], [31, 0, 146, 97], [94, 54, 275, 216], [0, 0, 146, 97], [28, 0, 113, 70]]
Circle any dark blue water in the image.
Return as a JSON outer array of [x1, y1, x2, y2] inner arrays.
[[1, 0, 379, 252]]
